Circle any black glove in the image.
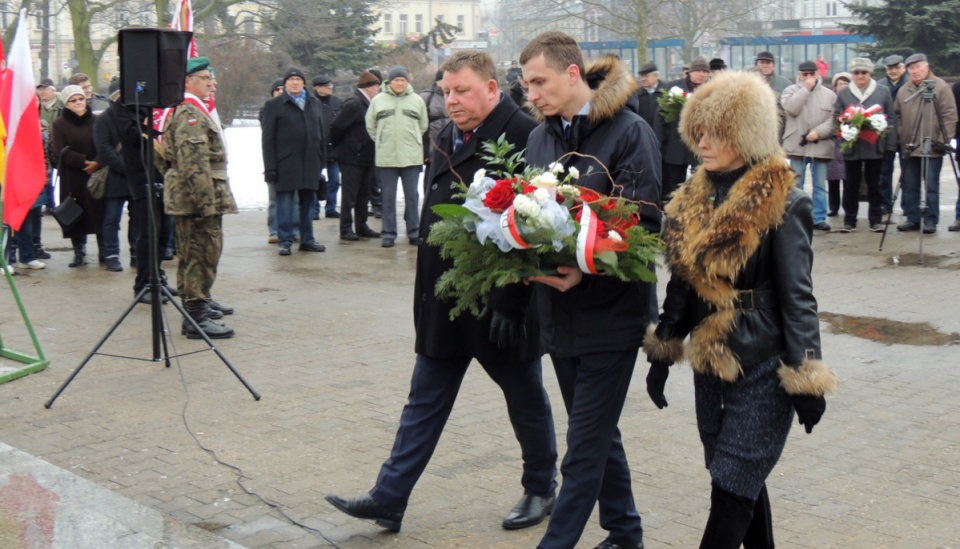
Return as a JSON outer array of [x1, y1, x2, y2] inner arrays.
[[645, 361, 670, 409], [478, 306, 526, 350], [264, 170, 277, 184], [792, 394, 827, 434]]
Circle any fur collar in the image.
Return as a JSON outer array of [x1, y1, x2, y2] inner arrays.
[[528, 56, 637, 123], [662, 157, 795, 380]]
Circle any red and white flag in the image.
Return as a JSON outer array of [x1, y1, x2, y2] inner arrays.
[[0, 10, 47, 231]]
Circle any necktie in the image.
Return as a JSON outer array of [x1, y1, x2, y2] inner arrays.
[[563, 124, 572, 141], [453, 130, 472, 152]]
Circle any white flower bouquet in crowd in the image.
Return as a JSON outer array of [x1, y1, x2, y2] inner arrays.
[[657, 86, 689, 123], [836, 104, 889, 153]]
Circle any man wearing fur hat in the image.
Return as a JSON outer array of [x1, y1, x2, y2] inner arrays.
[[656, 57, 710, 200], [781, 60, 837, 232], [521, 30, 661, 549], [261, 67, 327, 256], [365, 65, 428, 247], [894, 53, 958, 233], [163, 57, 237, 339], [645, 70, 837, 548]]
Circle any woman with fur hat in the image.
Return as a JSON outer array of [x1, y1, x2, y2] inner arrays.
[[643, 71, 837, 548]]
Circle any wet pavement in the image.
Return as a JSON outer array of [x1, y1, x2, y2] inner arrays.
[[2, 177, 960, 548]]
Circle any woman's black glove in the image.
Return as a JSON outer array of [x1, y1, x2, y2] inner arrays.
[[645, 361, 671, 409], [478, 306, 526, 350], [791, 394, 827, 433], [264, 170, 278, 184]]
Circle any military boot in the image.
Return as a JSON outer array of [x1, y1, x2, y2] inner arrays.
[[181, 300, 234, 339]]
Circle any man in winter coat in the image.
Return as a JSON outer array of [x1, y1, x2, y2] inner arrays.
[[261, 67, 327, 256], [781, 60, 838, 232], [895, 53, 958, 233], [634, 62, 664, 129], [326, 50, 558, 536], [878, 55, 907, 213], [94, 90, 137, 272], [313, 74, 342, 219], [365, 66, 428, 248], [418, 70, 449, 165], [755, 51, 792, 95], [163, 57, 237, 339], [521, 31, 661, 549], [656, 57, 709, 200], [329, 72, 382, 242]]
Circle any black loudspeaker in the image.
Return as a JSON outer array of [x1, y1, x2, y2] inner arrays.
[[118, 28, 193, 108]]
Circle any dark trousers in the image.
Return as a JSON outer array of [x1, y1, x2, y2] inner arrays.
[[339, 162, 374, 235], [538, 348, 643, 549], [843, 159, 883, 227], [662, 162, 690, 202], [370, 352, 557, 513], [827, 179, 842, 214], [131, 196, 169, 294]]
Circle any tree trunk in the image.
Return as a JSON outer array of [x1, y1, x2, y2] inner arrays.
[[65, 0, 98, 85]]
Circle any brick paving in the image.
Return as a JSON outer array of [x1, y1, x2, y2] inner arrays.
[[2, 185, 960, 548]]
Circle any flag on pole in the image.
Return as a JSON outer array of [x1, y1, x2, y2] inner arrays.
[[0, 36, 8, 188], [0, 10, 47, 231]]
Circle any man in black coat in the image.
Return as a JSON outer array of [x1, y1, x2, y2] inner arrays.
[[261, 67, 326, 255], [656, 57, 709, 201], [521, 32, 661, 549], [326, 51, 558, 534], [312, 74, 342, 219], [94, 91, 136, 272], [329, 72, 382, 241], [634, 62, 664, 129]]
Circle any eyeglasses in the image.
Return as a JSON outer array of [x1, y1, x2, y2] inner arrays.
[[852, 71, 871, 75], [67, 97, 86, 104]]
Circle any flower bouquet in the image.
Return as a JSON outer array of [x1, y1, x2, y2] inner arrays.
[[656, 86, 689, 124], [427, 134, 662, 318], [836, 104, 889, 153]]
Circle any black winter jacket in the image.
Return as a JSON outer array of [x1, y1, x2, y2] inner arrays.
[[261, 92, 325, 192], [635, 82, 665, 129], [415, 96, 541, 360], [317, 94, 342, 159], [525, 56, 662, 358], [93, 103, 130, 199], [330, 89, 375, 167], [655, 77, 700, 166]]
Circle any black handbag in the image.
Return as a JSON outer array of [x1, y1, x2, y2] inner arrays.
[[52, 194, 83, 232]]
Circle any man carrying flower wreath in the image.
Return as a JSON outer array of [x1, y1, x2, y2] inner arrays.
[[521, 31, 662, 549], [326, 50, 559, 535]]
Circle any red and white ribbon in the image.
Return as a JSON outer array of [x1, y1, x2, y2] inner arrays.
[[576, 206, 599, 274], [500, 206, 535, 250]]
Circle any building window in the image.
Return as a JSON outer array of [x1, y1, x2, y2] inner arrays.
[[457, 15, 464, 34], [384, 13, 393, 34], [415, 14, 423, 33], [399, 14, 408, 36], [826, 2, 838, 16]]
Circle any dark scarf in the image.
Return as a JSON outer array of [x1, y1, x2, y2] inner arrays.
[[62, 107, 93, 126], [706, 165, 751, 207]]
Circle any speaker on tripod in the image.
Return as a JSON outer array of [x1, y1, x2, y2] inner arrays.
[[118, 28, 193, 108]]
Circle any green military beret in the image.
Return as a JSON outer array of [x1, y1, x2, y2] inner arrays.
[[186, 56, 211, 75]]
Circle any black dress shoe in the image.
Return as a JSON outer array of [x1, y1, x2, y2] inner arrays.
[[502, 492, 555, 530], [594, 539, 643, 549], [325, 494, 402, 532], [897, 221, 920, 232], [341, 232, 360, 241], [326, 210, 341, 218], [299, 241, 326, 252], [357, 226, 381, 238], [922, 223, 936, 234]]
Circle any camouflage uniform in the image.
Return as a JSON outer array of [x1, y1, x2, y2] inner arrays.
[[163, 102, 237, 305]]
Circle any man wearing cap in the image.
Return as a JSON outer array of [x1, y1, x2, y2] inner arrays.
[[635, 62, 664, 129], [163, 57, 237, 339], [366, 65, 428, 248], [781, 60, 837, 232], [261, 67, 327, 256], [330, 71, 382, 242], [67, 72, 110, 114], [313, 75, 342, 220], [656, 57, 709, 200], [755, 51, 791, 95], [894, 53, 958, 233], [37, 78, 63, 126], [877, 54, 907, 213]]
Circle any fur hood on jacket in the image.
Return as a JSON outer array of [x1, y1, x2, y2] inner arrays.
[[527, 55, 638, 124]]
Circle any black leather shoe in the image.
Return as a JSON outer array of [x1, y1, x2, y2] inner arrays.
[[594, 538, 643, 549], [502, 493, 555, 530], [922, 223, 936, 234], [897, 221, 920, 232], [325, 494, 402, 532], [208, 299, 234, 315], [357, 226, 381, 238], [341, 232, 360, 241], [299, 241, 326, 252], [326, 210, 341, 218]]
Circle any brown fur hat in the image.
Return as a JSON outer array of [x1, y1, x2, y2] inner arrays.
[[679, 70, 781, 166]]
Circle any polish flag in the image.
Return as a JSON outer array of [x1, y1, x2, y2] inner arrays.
[[0, 10, 46, 231]]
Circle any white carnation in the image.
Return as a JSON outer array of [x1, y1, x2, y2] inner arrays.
[[568, 166, 580, 179], [840, 124, 859, 142], [514, 195, 542, 218], [533, 188, 551, 204], [669, 86, 685, 97], [868, 114, 887, 133], [473, 168, 486, 184], [548, 162, 564, 174], [531, 171, 559, 188]]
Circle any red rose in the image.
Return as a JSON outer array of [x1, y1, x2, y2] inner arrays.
[[522, 184, 537, 194], [483, 180, 517, 213]]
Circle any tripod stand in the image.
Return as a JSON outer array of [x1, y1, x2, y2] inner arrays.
[[45, 105, 260, 408], [879, 80, 960, 265]]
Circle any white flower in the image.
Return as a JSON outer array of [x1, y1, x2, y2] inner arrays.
[[568, 166, 580, 179], [607, 230, 623, 242], [669, 86, 685, 97], [513, 194, 542, 218], [548, 162, 564, 174], [531, 171, 559, 189], [473, 168, 486, 184], [868, 114, 888, 133], [840, 124, 859, 142], [533, 188, 551, 205], [557, 184, 581, 198]]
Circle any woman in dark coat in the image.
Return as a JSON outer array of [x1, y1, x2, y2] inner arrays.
[[94, 92, 135, 272], [53, 85, 104, 267], [643, 71, 838, 548]]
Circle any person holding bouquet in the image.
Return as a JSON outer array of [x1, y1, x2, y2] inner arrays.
[[643, 70, 837, 548], [521, 31, 662, 549], [326, 51, 559, 534], [832, 57, 897, 233]]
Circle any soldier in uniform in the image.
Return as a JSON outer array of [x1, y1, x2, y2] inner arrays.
[[163, 57, 238, 339]]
